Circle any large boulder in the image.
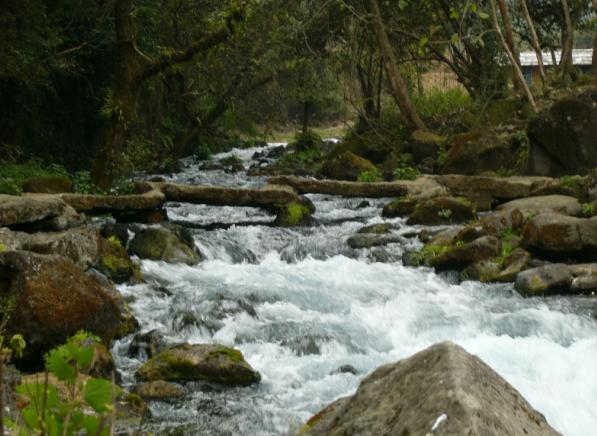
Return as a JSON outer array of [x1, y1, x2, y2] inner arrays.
[[129, 227, 201, 265], [521, 213, 597, 257], [442, 129, 516, 175], [319, 151, 377, 181], [0, 251, 122, 370], [133, 380, 186, 401], [418, 236, 502, 271], [0, 194, 83, 231], [498, 195, 582, 217], [136, 344, 261, 386], [301, 342, 558, 436], [528, 90, 597, 176], [407, 196, 476, 225], [0, 227, 140, 283], [515, 263, 597, 296]]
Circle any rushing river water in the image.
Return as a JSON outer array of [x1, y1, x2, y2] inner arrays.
[[114, 143, 597, 435]]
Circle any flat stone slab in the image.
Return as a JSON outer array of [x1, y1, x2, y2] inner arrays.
[[498, 195, 582, 216], [143, 181, 301, 209], [61, 189, 165, 214], [0, 194, 79, 228], [267, 176, 412, 197], [302, 342, 559, 436]]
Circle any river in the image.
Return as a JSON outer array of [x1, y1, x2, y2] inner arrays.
[[113, 142, 597, 435]]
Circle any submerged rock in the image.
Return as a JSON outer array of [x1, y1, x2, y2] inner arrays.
[[133, 380, 186, 401], [129, 227, 201, 265], [0, 251, 121, 370], [136, 344, 261, 386], [301, 342, 558, 436]]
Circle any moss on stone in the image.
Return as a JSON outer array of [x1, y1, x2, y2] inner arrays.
[[412, 243, 453, 266], [286, 201, 310, 226], [211, 346, 244, 363], [0, 243, 6, 253]]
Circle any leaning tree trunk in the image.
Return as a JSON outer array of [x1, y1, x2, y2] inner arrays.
[[519, 0, 547, 88], [592, 0, 597, 84], [91, 0, 140, 190], [368, 0, 426, 131], [498, 0, 523, 90], [490, 0, 537, 112], [560, 0, 577, 82]]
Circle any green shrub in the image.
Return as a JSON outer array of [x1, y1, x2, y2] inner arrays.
[[0, 163, 69, 196], [194, 142, 212, 161], [357, 169, 383, 183], [393, 154, 421, 181], [412, 87, 472, 121], [582, 202, 596, 217], [72, 171, 105, 195], [291, 130, 322, 152], [8, 331, 121, 435]]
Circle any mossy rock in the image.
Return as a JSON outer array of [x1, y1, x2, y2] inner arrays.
[[134, 380, 186, 400], [136, 344, 261, 386], [129, 227, 201, 265], [97, 236, 141, 284], [358, 223, 391, 235], [320, 151, 377, 181], [274, 199, 314, 227], [382, 198, 417, 218], [407, 196, 476, 225]]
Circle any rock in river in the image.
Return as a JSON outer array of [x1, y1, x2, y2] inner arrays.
[[129, 227, 201, 265], [301, 342, 558, 436], [136, 344, 261, 386]]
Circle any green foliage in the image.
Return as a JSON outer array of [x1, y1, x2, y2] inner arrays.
[[291, 130, 322, 152], [411, 243, 453, 266], [582, 202, 596, 217], [194, 142, 212, 161], [393, 154, 421, 181], [9, 331, 122, 435], [0, 163, 68, 195], [357, 169, 383, 183], [437, 209, 453, 219], [411, 88, 473, 122]]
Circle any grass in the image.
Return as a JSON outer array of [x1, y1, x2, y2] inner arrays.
[[0, 162, 69, 195]]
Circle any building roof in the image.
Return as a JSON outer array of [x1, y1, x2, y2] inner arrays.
[[520, 49, 593, 67]]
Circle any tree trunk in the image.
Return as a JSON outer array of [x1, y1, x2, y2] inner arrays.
[[91, 0, 232, 189], [498, 0, 523, 90], [518, 0, 547, 88], [91, 0, 140, 190], [490, 0, 537, 112], [560, 0, 577, 82], [302, 101, 312, 135], [368, 0, 426, 131], [593, 0, 597, 84]]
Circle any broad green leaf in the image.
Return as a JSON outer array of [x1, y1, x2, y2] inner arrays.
[[84, 378, 120, 413], [47, 348, 76, 383], [17, 383, 60, 409]]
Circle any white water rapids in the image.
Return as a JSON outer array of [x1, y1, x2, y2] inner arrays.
[[114, 143, 597, 435]]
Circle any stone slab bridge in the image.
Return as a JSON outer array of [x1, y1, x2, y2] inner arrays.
[[0, 174, 569, 230]]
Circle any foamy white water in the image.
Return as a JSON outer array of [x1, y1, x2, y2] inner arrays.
[[114, 142, 597, 435]]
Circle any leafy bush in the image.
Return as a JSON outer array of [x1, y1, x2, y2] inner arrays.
[[71, 171, 105, 195], [357, 169, 383, 183], [194, 142, 212, 161], [412, 88, 472, 121], [291, 130, 322, 152], [0, 163, 69, 195], [8, 331, 121, 435], [393, 154, 421, 181]]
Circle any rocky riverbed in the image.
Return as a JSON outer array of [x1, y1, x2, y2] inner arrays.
[[1, 141, 596, 435]]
